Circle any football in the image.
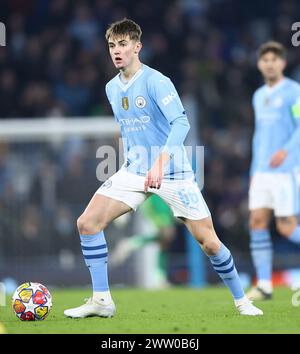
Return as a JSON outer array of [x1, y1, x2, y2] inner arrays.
[[12, 282, 52, 321]]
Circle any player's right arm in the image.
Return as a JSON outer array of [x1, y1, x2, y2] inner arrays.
[[144, 74, 190, 191]]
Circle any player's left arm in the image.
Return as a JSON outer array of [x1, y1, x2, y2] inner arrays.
[[144, 76, 190, 191], [270, 88, 300, 168]]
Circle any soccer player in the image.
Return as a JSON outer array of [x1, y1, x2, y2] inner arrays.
[[247, 41, 300, 300], [64, 19, 262, 318]]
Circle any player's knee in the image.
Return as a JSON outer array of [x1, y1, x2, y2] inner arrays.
[[77, 214, 106, 235], [202, 238, 221, 256], [189, 219, 221, 255], [249, 214, 268, 230], [77, 215, 92, 234], [198, 226, 221, 255]]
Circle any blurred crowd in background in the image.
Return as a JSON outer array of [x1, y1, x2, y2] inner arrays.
[[1, 0, 300, 285]]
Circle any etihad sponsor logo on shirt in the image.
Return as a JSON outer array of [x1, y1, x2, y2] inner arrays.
[[119, 116, 151, 126], [119, 115, 151, 132], [162, 92, 177, 106]]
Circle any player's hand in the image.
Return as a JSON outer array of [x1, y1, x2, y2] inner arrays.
[[144, 152, 170, 192], [144, 165, 163, 192], [269, 149, 288, 168]]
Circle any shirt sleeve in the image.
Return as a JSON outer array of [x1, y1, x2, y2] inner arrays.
[[148, 74, 187, 123], [162, 117, 190, 155], [148, 74, 190, 155], [283, 85, 300, 152]]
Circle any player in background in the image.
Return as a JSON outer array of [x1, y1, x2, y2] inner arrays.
[[64, 19, 262, 318], [247, 41, 300, 300]]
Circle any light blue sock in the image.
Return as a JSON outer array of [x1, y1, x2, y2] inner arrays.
[[250, 229, 272, 282], [288, 226, 300, 245], [80, 231, 109, 292], [209, 244, 245, 300]]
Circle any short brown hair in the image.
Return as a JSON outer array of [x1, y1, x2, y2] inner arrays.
[[105, 18, 142, 42], [258, 41, 287, 59]]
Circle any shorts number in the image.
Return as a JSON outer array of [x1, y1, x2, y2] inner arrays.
[[178, 187, 200, 208]]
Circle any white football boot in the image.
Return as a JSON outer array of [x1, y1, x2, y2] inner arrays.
[[64, 298, 116, 318], [235, 296, 263, 316]]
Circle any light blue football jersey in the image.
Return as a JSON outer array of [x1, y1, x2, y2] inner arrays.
[[105, 64, 194, 180], [251, 77, 300, 175]]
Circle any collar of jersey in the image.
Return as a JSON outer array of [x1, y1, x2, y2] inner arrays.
[[264, 77, 287, 95], [117, 65, 144, 92]]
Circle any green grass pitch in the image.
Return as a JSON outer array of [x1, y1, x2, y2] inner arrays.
[[2, 287, 300, 334]]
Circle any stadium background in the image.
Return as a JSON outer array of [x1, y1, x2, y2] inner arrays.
[[1, 0, 300, 290]]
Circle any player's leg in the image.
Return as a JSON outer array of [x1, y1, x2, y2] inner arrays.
[[247, 173, 274, 300], [247, 208, 273, 300], [155, 179, 262, 315], [64, 169, 147, 318], [64, 193, 132, 318], [77, 193, 131, 300], [182, 216, 262, 315]]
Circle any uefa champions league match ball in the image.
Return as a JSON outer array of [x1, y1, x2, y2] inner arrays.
[[12, 282, 52, 321]]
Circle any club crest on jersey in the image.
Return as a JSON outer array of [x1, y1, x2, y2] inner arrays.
[[122, 97, 129, 110], [135, 96, 146, 108]]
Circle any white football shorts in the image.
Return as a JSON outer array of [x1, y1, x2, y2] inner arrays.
[[96, 168, 211, 220], [249, 172, 300, 217]]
